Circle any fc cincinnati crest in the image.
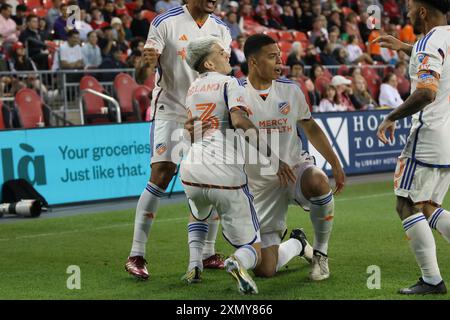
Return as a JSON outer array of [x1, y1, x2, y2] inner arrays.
[[156, 143, 167, 155], [278, 102, 290, 115]]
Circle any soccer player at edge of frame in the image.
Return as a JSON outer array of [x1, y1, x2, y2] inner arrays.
[[125, 0, 232, 280], [374, 0, 450, 295], [180, 35, 296, 294], [185, 34, 346, 283]]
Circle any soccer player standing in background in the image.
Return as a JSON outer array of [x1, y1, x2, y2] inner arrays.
[[125, 0, 232, 280], [376, 0, 450, 295]]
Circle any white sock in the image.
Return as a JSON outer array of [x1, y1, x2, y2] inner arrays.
[[188, 222, 208, 271], [203, 210, 220, 259], [234, 245, 257, 270], [309, 191, 334, 255], [129, 182, 164, 257], [403, 213, 442, 285], [276, 239, 303, 272], [428, 208, 450, 243]]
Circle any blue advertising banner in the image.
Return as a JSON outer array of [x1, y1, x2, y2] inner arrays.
[[0, 123, 184, 205], [1, 110, 412, 205], [302, 110, 412, 175]]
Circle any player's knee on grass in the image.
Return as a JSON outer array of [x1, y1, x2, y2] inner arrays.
[[150, 162, 177, 189], [301, 167, 330, 199], [253, 246, 277, 278], [395, 196, 422, 221]]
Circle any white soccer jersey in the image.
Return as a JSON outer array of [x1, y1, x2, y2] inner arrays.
[[243, 78, 311, 190], [402, 26, 450, 167], [144, 5, 232, 123], [180, 72, 248, 188]]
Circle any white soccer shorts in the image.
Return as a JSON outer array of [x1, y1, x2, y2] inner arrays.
[[252, 157, 316, 248], [183, 183, 261, 247], [394, 157, 450, 205], [150, 119, 186, 164]]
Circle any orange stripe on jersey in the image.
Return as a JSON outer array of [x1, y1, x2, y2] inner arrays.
[[259, 94, 268, 100]]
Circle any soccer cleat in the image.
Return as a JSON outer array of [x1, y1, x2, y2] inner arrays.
[[309, 250, 330, 281], [399, 278, 447, 295], [289, 228, 313, 264], [225, 255, 258, 295], [181, 266, 202, 284], [125, 256, 149, 280], [202, 253, 225, 269]]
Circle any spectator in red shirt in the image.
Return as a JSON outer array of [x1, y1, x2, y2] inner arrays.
[[90, 7, 109, 30], [115, 0, 129, 16]]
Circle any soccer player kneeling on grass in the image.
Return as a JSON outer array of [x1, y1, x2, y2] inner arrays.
[[179, 36, 295, 294], [241, 35, 346, 280]]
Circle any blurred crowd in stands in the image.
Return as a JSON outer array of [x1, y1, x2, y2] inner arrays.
[[1, 0, 450, 115]]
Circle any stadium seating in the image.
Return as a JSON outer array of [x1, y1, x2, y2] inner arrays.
[[291, 31, 309, 49], [279, 31, 294, 42], [80, 75, 114, 124], [265, 31, 280, 41], [43, 0, 53, 8], [113, 73, 141, 122], [14, 88, 46, 128], [133, 85, 152, 121], [278, 41, 292, 53], [25, 0, 42, 10], [33, 8, 48, 18]]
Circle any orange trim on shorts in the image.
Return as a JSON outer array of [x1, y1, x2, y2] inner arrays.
[[413, 200, 441, 207], [182, 180, 245, 190]]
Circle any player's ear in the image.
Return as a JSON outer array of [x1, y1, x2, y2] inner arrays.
[[204, 59, 214, 71]]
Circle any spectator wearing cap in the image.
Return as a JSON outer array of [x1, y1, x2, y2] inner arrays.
[[379, 73, 403, 109], [12, 4, 27, 32], [9, 41, 48, 97], [224, 11, 241, 40], [82, 31, 102, 69], [90, 7, 109, 30], [331, 75, 356, 111], [155, 0, 181, 14], [75, 9, 94, 42], [46, 0, 62, 32], [53, 4, 69, 40], [19, 14, 50, 70], [0, 4, 19, 47]]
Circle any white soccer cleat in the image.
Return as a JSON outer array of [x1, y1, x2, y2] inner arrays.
[[224, 256, 258, 295], [310, 251, 330, 281]]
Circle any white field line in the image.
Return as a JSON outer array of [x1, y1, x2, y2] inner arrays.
[[0, 192, 393, 242]]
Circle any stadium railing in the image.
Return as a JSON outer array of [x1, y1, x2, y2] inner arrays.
[[0, 64, 392, 127]]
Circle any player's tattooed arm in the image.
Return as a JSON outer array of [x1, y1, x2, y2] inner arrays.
[[377, 87, 437, 144], [299, 118, 346, 194]]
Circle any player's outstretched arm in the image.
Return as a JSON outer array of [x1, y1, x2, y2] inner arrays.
[[231, 109, 296, 186], [377, 87, 437, 144], [299, 118, 346, 195], [371, 35, 413, 56]]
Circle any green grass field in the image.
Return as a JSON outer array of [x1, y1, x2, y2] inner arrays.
[[0, 180, 449, 300]]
